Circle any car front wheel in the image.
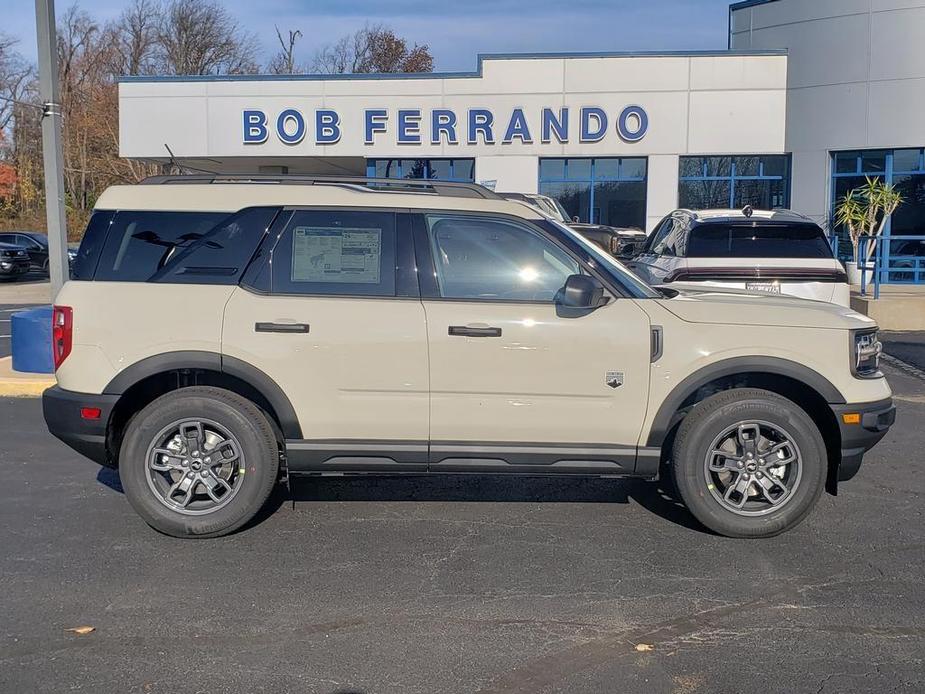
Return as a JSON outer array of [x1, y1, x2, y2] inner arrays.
[[671, 388, 827, 538], [119, 386, 280, 538]]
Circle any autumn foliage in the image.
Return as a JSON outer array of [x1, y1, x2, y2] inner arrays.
[[0, 2, 433, 238]]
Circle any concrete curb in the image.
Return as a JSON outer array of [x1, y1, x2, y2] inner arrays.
[[0, 357, 55, 398]]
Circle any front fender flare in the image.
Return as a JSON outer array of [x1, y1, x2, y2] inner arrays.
[[645, 356, 845, 448]]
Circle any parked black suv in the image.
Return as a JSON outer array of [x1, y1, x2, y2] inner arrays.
[[0, 242, 32, 279]]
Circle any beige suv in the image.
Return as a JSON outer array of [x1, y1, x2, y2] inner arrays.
[[43, 175, 894, 539]]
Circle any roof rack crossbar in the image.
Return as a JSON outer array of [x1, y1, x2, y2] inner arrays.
[[139, 174, 501, 200]]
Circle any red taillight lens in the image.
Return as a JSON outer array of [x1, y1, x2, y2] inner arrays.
[[52, 305, 73, 370]]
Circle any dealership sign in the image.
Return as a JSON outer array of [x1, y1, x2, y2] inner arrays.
[[241, 105, 649, 147]]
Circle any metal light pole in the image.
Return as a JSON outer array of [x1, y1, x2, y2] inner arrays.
[[35, 0, 69, 299]]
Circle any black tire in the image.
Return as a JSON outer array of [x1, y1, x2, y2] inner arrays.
[[672, 388, 827, 538], [119, 386, 279, 538]]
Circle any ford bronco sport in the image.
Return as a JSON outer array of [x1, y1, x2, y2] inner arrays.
[[43, 175, 894, 539]]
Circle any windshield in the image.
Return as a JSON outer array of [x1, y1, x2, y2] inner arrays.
[[545, 219, 660, 299], [687, 223, 834, 259], [528, 195, 570, 223]]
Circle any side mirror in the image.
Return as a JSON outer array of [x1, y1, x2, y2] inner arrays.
[[572, 215, 580, 223], [558, 274, 605, 309]]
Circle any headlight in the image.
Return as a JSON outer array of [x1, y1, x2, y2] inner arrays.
[[852, 329, 883, 378]]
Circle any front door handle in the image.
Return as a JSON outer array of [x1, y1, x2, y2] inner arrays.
[[448, 325, 502, 338], [255, 322, 310, 334]]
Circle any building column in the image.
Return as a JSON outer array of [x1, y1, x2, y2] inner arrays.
[[475, 156, 540, 193], [645, 154, 679, 234]]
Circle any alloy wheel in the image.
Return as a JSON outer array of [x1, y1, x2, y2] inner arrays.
[[144, 418, 245, 516], [703, 420, 803, 516]]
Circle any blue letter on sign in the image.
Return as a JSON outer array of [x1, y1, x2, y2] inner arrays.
[[243, 110, 268, 144], [468, 109, 495, 145], [276, 108, 306, 145], [315, 110, 341, 144], [580, 107, 607, 143], [503, 108, 533, 144], [541, 107, 568, 144], [617, 105, 648, 142], [431, 109, 457, 145], [398, 109, 422, 144], [365, 109, 388, 145]]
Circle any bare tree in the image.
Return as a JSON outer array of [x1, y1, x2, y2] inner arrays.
[[313, 24, 434, 74], [155, 0, 259, 75], [266, 25, 304, 75], [109, 0, 160, 76], [0, 34, 36, 135]]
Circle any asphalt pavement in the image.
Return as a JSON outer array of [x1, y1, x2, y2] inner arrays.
[[1, 364, 923, 693], [882, 331, 925, 372]]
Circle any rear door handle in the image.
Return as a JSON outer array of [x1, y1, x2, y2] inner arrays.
[[448, 325, 502, 338], [255, 322, 310, 334]]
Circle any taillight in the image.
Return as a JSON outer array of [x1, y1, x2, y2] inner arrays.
[[52, 305, 73, 369]]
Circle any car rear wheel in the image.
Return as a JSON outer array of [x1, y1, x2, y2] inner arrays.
[[671, 388, 826, 538], [119, 386, 279, 538]]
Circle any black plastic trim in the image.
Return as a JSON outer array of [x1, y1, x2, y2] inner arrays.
[[286, 439, 428, 472], [645, 356, 846, 447], [102, 350, 303, 439], [43, 386, 120, 466], [830, 397, 895, 482]]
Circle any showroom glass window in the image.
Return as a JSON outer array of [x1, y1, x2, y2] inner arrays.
[[538, 157, 648, 229], [366, 159, 475, 182], [831, 149, 925, 282], [678, 156, 791, 210]]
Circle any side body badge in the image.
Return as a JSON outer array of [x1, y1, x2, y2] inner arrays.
[[605, 371, 624, 389]]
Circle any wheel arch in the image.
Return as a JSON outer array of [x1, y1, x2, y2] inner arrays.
[[646, 357, 844, 493], [103, 351, 301, 465]]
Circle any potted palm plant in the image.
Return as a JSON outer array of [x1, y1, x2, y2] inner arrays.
[[834, 176, 903, 286]]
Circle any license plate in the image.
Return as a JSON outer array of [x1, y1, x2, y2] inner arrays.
[[746, 281, 781, 294]]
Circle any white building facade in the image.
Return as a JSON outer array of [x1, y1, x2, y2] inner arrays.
[[118, 0, 925, 281]]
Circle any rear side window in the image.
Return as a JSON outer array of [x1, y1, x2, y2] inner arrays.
[[270, 209, 398, 297], [687, 223, 834, 259], [150, 207, 279, 283], [89, 208, 275, 283], [71, 210, 114, 280]]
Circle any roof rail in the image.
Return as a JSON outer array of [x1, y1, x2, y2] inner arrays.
[[139, 174, 502, 200]]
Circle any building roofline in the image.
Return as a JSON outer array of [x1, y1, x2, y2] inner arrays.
[[730, 0, 781, 11], [117, 49, 788, 84]]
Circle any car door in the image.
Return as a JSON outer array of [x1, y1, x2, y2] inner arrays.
[[222, 208, 430, 471], [14, 235, 45, 270], [416, 212, 652, 473]]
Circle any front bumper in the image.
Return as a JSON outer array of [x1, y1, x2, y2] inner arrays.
[[43, 386, 119, 466], [829, 397, 895, 481], [0, 261, 31, 277]]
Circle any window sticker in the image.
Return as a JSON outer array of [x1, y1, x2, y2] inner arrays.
[[291, 227, 382, 284]]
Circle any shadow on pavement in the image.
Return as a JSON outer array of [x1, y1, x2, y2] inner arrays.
[[96, 465, 708, 535]]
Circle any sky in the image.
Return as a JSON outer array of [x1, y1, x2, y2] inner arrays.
[[6, 0, 738, 72]]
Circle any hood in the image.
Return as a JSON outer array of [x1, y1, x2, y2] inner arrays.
[[656, 284, 875, 330]]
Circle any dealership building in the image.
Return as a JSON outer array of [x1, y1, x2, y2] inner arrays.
[[119, 0, 925, 280]]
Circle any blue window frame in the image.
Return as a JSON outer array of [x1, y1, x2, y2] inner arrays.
[[366, 158, 475, 182], [679, 155, 791, 210], [538, 157, 648, 229], [831, 148, 925, 283]]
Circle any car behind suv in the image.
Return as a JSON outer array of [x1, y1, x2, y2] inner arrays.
[[44, 176, 893, 539], [498, 192, 644, 259], [628, 208, 850, 306]]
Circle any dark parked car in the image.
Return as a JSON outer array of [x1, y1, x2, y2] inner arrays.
[[497, 192, 645, 258], [0, 242, 32, 280], [0, 231, 77, 275]]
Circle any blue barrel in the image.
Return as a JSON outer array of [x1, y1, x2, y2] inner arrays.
[[11, 306, 54, 374]]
